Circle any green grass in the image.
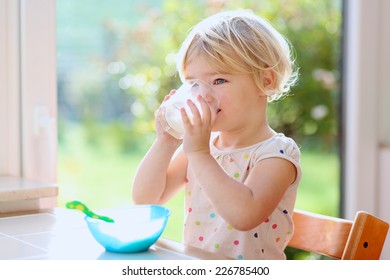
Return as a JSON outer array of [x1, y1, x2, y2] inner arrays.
[[295, 151, 340, 217], [58, 124, 339, 243]]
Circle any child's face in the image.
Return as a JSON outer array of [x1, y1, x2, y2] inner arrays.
[[184, 55, 267, 133]]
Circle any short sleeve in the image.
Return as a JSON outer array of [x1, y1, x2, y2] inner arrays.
[[252, 134, 301, 185]]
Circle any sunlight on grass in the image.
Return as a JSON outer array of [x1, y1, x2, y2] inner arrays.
[[296, 151, 340, 217]]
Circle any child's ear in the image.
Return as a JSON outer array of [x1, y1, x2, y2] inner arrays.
[[263, 69, 276, 90]]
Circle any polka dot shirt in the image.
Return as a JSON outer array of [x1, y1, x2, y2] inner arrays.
[[183, 133, 302, 260]]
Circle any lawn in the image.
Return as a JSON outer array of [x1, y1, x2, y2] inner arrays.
[[57, 124, 340, 243]]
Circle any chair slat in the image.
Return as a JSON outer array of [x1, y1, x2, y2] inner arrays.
[[289, 210, 352, 259], [289, 209, 389, 260]]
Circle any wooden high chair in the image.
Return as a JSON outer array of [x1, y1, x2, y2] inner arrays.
[[288, 209, 389, 259]]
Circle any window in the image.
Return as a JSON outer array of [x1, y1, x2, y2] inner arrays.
[[56, 1, 343, 246], [1, 0, 388, 259]]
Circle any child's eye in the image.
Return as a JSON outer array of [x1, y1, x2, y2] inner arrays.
[[213, 78, 227, 85]]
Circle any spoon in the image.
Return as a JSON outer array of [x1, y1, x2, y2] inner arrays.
[[66, 200, 115, 223]]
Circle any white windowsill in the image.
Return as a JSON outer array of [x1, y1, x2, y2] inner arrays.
[[0, 176, 58, 214]]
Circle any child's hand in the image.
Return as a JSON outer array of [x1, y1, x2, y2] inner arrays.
[[181, 95, 215, 157], [155, 90, 181, 143]]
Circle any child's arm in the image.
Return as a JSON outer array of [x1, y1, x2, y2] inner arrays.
[[132, 105, 188, 205], [187, 153, 296, 231], [181, 97, 297, 231]]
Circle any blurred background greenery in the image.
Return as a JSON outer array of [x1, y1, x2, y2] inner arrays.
[[56, 0, 342, 259]]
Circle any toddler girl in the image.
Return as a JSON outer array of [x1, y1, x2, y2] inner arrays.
[[133, 9, 301, 260]]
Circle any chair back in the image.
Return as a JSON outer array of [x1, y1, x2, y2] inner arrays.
[[288, 209, 389, 259]]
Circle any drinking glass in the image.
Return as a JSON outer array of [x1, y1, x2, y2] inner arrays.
[[158, 80, 219, 139]]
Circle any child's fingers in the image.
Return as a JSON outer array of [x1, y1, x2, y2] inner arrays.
[[186, 99, 202, 126], [197, 95, 212, 124], [163, 89, 177, 101], [180, 107, 192, 128]]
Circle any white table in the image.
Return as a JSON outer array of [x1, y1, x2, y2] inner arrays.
[[0, 208, 228, 260]]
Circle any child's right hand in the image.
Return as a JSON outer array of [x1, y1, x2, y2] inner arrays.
[[155, 90, 182, 143]]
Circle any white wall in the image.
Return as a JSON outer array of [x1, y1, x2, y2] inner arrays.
[[344, 0, 390, 259]]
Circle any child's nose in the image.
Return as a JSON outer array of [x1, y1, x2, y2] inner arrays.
[[202, 91, 213, 102], [201, 91, 217, 104]]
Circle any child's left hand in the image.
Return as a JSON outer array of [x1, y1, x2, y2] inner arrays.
[[180, 95, 215, 157]]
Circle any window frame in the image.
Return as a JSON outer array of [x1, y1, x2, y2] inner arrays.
[[0, 0, 21, 177], [0, 0, 388, 258], [0, 0, 57, 183], [342, 0, 390, 259]]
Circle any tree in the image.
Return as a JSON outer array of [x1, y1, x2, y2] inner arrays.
[[58, 0, 341, 152]]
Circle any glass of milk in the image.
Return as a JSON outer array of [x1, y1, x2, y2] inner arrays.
[[158, 80, 219, 139]]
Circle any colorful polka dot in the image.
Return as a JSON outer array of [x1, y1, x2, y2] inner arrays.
[[188, 207, 192, 213], [233, 172, 240, 178], [234, 240, 240, 246], [227, 225, 233, 230], [280, 149, 284, 154], [283, 209, 288, 214], [195, 221, 201, 226], [264, 218, 270, 223], [254, 232, 258, 238], [199, 236, 204, 241], [272, 224, 278, 229], [276, 237, 281, 242], [209, 213, 215, 218], [244, 154, 249, 159], [214, 244, 220, 249], [237, 255, 243, 260], [185, 178, 189, 183]]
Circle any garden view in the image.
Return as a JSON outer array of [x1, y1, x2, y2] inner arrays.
[[56, 0, 342, 259]]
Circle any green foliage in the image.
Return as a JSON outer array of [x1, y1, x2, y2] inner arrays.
[[58, 0, 341, 152]]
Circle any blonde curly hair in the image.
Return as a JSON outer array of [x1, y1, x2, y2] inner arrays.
[[175, 10, 298, 102]]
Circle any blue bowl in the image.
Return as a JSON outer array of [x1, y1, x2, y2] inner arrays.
[[85, 205, 171, 253]]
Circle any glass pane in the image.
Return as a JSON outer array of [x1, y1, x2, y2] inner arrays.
[[57, 0, 342, 259]]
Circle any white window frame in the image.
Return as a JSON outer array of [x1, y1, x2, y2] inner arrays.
[[0, 0, 21, 177], [1, 0, 389, 258], [343, 0, 390, 259], [0, 0, 57, 183]]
